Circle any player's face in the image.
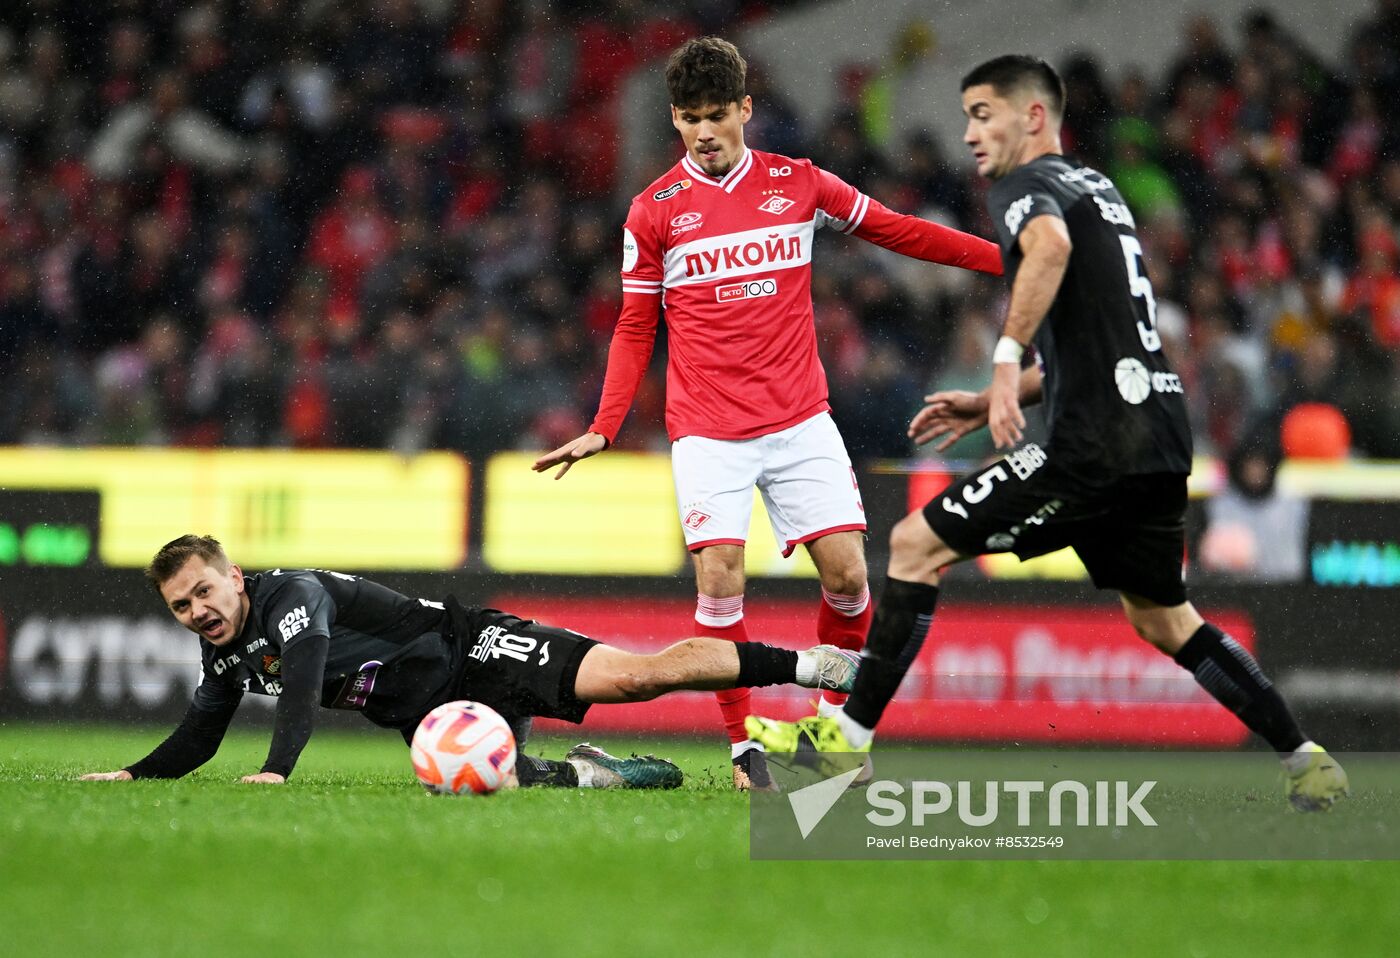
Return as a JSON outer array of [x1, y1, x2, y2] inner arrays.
[[671, 97, 751, 177], [961, 84, 1030, 180], [160, 556, 248, 646]]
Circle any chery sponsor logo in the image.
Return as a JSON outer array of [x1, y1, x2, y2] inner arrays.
[[670, 211, 703, 236], [717, 277, 778, 302]]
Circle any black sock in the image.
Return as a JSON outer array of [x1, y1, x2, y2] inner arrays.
[[844, 579, 939, 731], [735, 643, 798, 688], [1173, 622, 1305, 754], [515, 754, 580, 788]]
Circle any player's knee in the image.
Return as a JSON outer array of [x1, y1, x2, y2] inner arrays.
[[888, 513, 936, 561], [819, 564, 867, 596], [693, 552, 745, 596]]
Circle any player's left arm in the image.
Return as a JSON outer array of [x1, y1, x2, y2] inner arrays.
[[813, 166, 1002, 274], [988, 215, 1071, 448], [253, 580, 336, 783]]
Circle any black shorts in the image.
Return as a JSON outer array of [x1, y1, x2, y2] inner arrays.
[[922, 444, 1189, 606], [446, 601, 598, 725]]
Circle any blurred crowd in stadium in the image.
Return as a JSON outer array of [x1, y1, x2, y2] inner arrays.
[[1, 0, 1399, 462]]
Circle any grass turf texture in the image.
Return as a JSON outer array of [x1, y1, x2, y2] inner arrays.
[[2, 723, 1397, 957]]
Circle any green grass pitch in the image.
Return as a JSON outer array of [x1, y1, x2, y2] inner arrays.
[[2, 722, 1397, 957]]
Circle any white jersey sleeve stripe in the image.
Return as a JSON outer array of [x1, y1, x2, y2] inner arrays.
[[842, 193, 870, 235]]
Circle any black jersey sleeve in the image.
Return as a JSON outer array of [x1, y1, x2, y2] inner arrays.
[[987, 168, 1065, 253], [255, 574, 337, 779], [260, 634, 328, 778], [125, 690, 242, 779]]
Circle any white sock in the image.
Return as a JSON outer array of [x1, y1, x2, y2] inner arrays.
[[731, 740, 764, 760], [836, 711, 874, 750], [1281, 740, 1322, 776], [567, 758, 596, 788], [794, 649, 819, 686], [817, 697, 845, 719]]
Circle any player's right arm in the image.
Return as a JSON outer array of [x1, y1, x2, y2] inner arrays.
[[80, 673, 244, 781], [910, 367, 1043, 451], [533, 197, 662, 479], [988, 214, 1071, 448]]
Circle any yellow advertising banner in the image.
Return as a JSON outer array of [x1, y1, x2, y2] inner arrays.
[[484, 452, 818, 577], [0, 448, 468, 569]]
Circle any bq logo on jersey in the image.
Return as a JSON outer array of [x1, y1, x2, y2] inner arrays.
[[717, 278, 779, 302], [653, 178, 693, 201]]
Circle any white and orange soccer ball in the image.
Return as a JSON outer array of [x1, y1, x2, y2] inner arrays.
[[410, 700, 517, 795]]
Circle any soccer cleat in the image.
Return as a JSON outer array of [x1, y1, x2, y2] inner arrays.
[[801, 645, 863, 694], [732, 746, 779, 792], [744, 714, 870, 777], [1284, 743, 1350, 812], [565, 743, 683, 789]]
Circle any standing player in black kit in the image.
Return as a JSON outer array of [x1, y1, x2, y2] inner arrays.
[[749, 55, 1349, 811], [79, 535, 860, 789]]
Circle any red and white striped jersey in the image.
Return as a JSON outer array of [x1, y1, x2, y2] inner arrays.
[[590, 148, 1001, 443]]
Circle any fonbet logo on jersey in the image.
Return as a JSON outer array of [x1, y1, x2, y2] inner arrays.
[[717, 278, 778, 303]]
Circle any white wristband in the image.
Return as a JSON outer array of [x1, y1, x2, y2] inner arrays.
[[993, 335, 1025, 365]]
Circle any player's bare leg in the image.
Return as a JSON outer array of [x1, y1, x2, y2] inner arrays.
[[805, 530, 872, 716], [690, 543, 770, 788], [748, 510, 961, 757], [1120, 593, 1348, 810], [571, 639, 858, 703]]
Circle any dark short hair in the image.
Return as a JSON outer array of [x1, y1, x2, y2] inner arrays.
[[146, 534, 230, 590], [961, 55, 1067, 119], [665, 37, 746, 109]]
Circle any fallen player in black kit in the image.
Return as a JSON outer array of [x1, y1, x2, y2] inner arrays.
[[80, 535, 860, 790]]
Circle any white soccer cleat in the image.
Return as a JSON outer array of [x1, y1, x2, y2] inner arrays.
[[801, 645, 862, 694]]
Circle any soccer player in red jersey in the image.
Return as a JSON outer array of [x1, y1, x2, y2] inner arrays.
[[534, 37, 1002, 789]]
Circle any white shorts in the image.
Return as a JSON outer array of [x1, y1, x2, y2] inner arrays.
[[672, 411, 866, 557]]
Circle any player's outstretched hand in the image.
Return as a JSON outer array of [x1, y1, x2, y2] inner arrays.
[[79, 770, 133, 781], [987, 363, 1026, 449], [532, 431, 608, 480], [909, 390, 989, 451], [240, 772, 286, 784]]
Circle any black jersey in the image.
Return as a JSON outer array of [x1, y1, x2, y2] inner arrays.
[[197, 569, 456, 727], [987, 155, 1193, 478], [128, 570, 460, 780]]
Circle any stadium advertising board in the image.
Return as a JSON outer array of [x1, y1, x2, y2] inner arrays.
[[0, 490, 99, 568], [0, 567, 1393, 748], [0, 448, 468, 569], [499, 597, 1252, 746], [1307, 501, 1400, 587], [483, 452, 820, 577]]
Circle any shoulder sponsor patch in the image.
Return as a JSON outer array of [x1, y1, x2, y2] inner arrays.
[[653, 178, 693, 201], [622, 228, 639, 272]]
